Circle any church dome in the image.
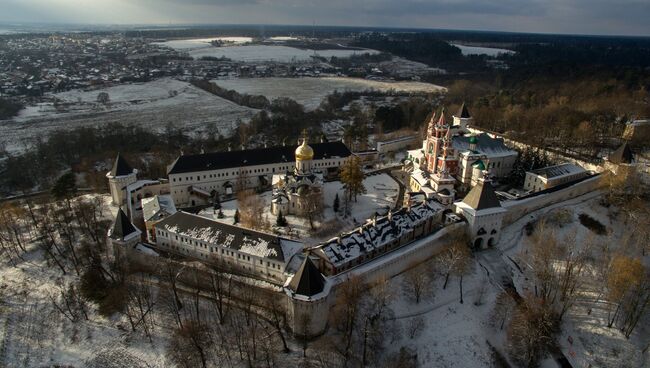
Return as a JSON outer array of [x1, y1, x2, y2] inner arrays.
[[295, 139, 314, 161], [469, 135, 478, 145]]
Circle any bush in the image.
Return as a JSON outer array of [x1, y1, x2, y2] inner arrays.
[[578, 213, 607, 235], [80, 264, 127, 316], [544, 209, 573, 228]]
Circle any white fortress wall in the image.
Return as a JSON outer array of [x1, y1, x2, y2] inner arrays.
[[501, 175, 604, 225]]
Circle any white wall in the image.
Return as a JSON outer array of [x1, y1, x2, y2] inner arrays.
[[502, 175, 603, 225]]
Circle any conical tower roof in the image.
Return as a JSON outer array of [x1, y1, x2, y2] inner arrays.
[[462, 179, 501, 210], [456, 102, 471, 119], [608, 142, 633, 164], [110, 153, 134, 177], [436, 107, 447, 127], [288, 256, 325, 297], [109, 208, 139, 241]]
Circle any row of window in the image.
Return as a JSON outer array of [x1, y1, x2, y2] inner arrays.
[[157, 229, 283, 270], [171, 159, 345, 184]]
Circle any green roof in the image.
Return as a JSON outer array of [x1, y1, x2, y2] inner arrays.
[[472, 160, 486, 170]]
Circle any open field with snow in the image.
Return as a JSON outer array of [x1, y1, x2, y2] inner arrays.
[[153, 37, 253, 49], [213, 77, 445, 110], [155, 38, 379, 62], [451, 43, 515, 56], [0, 78, 257, 153]]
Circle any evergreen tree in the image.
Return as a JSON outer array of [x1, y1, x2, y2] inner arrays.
[[217, 209, 224, 219], [51, 172, 77, 202], [276, 210, 287, 227], [233, 209, 240, 224], [340, 156, 366, 202], [333, 193, 340, 213]]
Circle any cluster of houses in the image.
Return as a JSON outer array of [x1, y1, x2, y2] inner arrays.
[[0, 34, 183, 98]]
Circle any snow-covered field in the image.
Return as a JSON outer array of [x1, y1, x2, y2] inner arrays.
[[385, 260, 499, 367], [0, 78, 257, 153], [451, 43, 515, 56], [153, 37, 253, 49], [156, 38, 379, 62], [190, 44, 379, 62], [213, 77, 445, 110]]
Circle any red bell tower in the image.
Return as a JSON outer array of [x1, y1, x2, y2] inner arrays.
[[437, 126, 459, 175], [425, 108, 448, 174]]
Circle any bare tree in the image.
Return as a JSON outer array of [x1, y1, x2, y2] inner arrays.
[[402, 263, 432, 303], [436, 229, 471, 291], [407, 316, 426, 339], [507, 294, 559, 367], [49, 283, 89, 322], [329, 275, 366, 367], [304, 188, 324, 230], [492, 291, 516, 330], [238, 189, 268, 230], [97, 92, 110, 104], [123, 274, 156, 341]]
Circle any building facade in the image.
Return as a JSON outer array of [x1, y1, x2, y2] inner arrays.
[[167, 142, 352, 207], [524, 163, 588, 192], [153, 211, 303, 283]]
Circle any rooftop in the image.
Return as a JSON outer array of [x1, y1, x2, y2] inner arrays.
[[530, 163, 586, 179], [608, 142, 634, 164], [456, 102, 471, 119], [287, 256, 326, 297], [461, 179, 501, 211], [452, 133, 516, 157], [108, 208, 140, 241], [168, 141, 352, 175], [142, 195, 177, 222], [155, 211, 302, 262], [316, 199, 443, 268], [109, 153, 134, 177]]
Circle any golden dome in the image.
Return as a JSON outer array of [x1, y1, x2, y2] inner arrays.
[[295, 139, 314, 161]]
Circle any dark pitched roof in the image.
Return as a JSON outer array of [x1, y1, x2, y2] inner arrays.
[[168, 141, 352, 175], [452, 133, 515, 156], [155, 211, 288, 261], [462, 180, 501, 210], [110, 153, 134, 177], [109, 208, 139, 241], [288, 257, 326, 296], [608, 142, 633, 164], [456, 103, 471, 119]]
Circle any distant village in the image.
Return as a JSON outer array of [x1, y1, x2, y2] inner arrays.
[[0, 33, 433, 107]]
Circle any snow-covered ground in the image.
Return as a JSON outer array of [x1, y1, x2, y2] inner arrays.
[[169, 43, 379, 62], [212, 77, 445, 110], [153, 37, 253, 50], [384, 259, 500, 367], [451, 43, 515, 56], [499, 192, 649, 368], [199, 173, 399, 243], [0, 78, 257, 153]]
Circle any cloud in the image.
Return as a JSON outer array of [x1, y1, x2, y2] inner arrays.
[[0, 0, 648, 36]]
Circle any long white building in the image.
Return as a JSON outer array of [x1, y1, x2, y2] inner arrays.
[[167, 142, 352, 207], [153, 211, 303, 283]]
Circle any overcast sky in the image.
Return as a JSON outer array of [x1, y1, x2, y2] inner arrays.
[[1, 0, 649, 36]]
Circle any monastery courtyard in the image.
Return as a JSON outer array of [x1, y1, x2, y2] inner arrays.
[[198, 172, 401, 243]]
